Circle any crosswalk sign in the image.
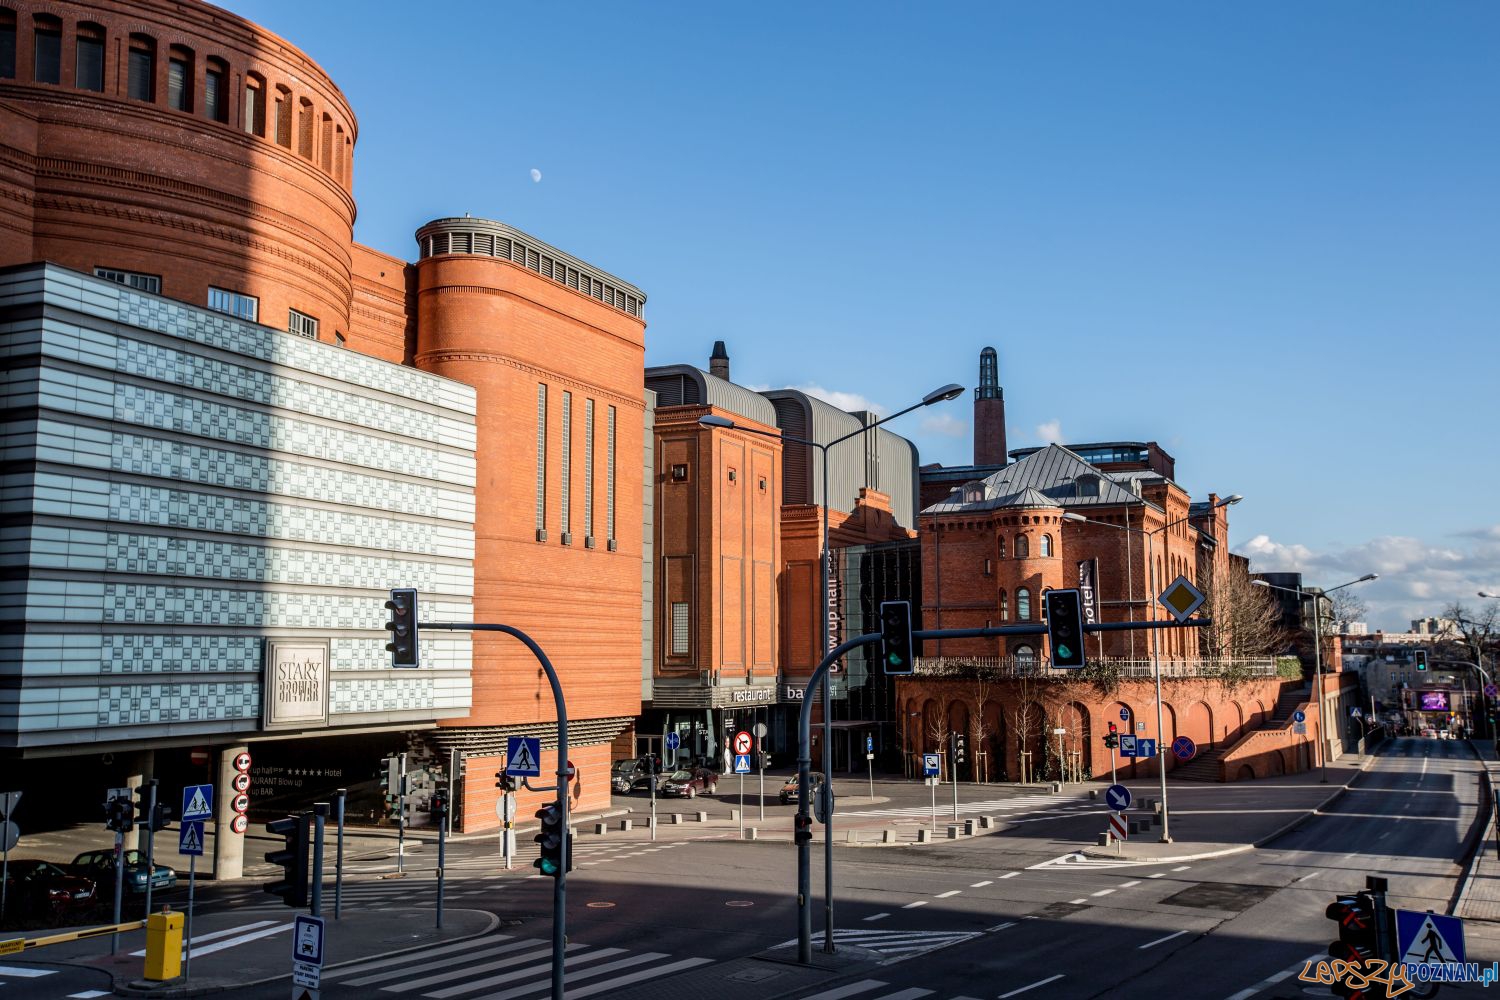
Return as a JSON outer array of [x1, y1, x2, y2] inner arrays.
[[1396, 909, 1464, 967], [179, 820, 205, 857], [181, 783, 213, 822], [506, 737, 542, 777], [733, 754, 752, 774]]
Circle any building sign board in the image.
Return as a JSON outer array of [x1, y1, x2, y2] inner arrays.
[[263, 640, 330, 730]]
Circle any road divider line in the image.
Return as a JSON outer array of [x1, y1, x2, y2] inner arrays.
[[1000, 872, 1019, 879], [863, 913, 890, 922], [1138, 930, 1188, 949], [936, 890, 961, 898], [1119, 880, 1141, 888], [1148, 873, 1166, 878], [1172, 865, 1191, 872], [1091, 889, 1115, 897], [1068, 898, 1087, 904], [1000, 973, 1064, 997], [1222, 951, 1323, 1000], [987, 922, 1016, 932], [971, 881, 993, 888], [902, 901, 927, 909]]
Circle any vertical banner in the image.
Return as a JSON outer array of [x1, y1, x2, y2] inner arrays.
[[827, 549, 844, 672], [1077, 559, 1100, 629]]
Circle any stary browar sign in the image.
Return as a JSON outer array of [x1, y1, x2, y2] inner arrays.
[[263, 640, 330, 729]]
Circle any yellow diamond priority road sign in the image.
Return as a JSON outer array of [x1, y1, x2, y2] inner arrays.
[[1158, 575, 1206, 623]]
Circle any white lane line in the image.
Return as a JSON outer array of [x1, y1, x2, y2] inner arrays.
[[1295, 871, 1321, 883], [1119, 880, 1142, 888], [1149, 873, 1166, 878], [1000, 973, 1065, 997], [988, 921, 1017, 932], [863, 912, 891, 922], [1172, 865, 1191, 872], [902, 900, 928, 909], [1000, 872, 1020, 879], [1091, 889, 1115, 897], [561, 956, 715, 999], [1139, 930, 1188, 949], [876, 991, 934, 1000], [68, 992, 113, 999], [131, 921, 290, 958], [1068, 897, 1088, 904], [1222, 951, 1324, 1000], [798, 981, 889, 1000], [0, 967, 57, 978], [936, 890, 962, 898], [971, 880, 993, 888]]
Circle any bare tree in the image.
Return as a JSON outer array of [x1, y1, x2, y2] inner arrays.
[[965, 668, 996, 783], [1440, 600, 1500, 668], [1006, 669, 1041, 783], [1201, 560, 1285, 660], [1329, 588, 1369, 633]]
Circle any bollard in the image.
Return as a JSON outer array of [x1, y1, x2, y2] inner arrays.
[[730, 809, 740, 821], [1089, 789, 1098, 801], [1050, 781, 1062, 793], [947, 824, 961, 840], [143, 909, 184, 981], [964, 819, 977, 836], [746, 827, 758, 840], [695, 811, 708, 822], [593, 822, 607, 835], [619, 819, 632, 832], [1097, 833, 1110, 847], [917, 828, 932, 843], [979, 816, 995, 829], [882, 829, 895, 844], [846, 830, 859, 844], [644, 815, 655, 828], [671, 813, 682, 825]]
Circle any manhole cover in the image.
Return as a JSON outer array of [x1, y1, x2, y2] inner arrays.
[[1161, 883, 1276, 911], [725, 900, 755, 907], [727, 967, 783, 983], [585, 901, 615, 909]]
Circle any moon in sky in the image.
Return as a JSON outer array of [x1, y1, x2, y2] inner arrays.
[[530, 168, 542, 183]]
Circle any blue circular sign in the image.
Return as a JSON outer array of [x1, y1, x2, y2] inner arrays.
[[1104, 784, 1132, 811], [665, 732, 681, 750], [1119, 708, 1129, 722], [1171, 736, 1197, 761], [1292, 710, 1306, 723]]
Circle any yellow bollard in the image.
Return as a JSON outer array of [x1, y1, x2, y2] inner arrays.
[[143, 908, 184, 981]]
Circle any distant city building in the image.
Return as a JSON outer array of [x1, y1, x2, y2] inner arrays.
[[1412, 617, 1459, 636], [1343, 622, 1369, 635]]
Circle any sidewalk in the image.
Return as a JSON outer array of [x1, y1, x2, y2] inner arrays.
[[1456, 740, 1500, 922]]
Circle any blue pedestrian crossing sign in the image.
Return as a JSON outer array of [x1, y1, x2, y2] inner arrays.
[[1104, 784, 1131, 810], [181, 783, 213, 822], [506, 736, 542, 776], [923, 754, 940, 776], [733, 754, 752, 774], [178, 820, 205, 856], [1397, 909, 1464, 967]]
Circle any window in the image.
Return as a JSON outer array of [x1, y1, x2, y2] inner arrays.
[[535, 384, 547, 536], [207, 286, 257, 321], [75, 23, 104, 92], [1015, 534, 1029, 558], [759, 476, 767, 492], [167, 46, 193, 112], [32, 15, 60, 84], [334, 332, 346, 348], [998, 537, 1005, 559], [297, 97, 313, 158], [204, 58, 228, 122], [128, 35, 155, 102], [273, 86, 291, 147], [984, 558, 992, 577], [671, 602, 690, 655], [94, 267, 160, 294], [560, 390, 572, 540], [583, 399, 594, 539], [1076, 474, 1100, 498], [607, 405, 617, 543], [320, 113, 332, 171], [1041, 534, 1053, 557], [287, 309, 318, 339], [0, 9, 14, 79], [1015, 644, 1035, 664], [727, 468, 737, 483], [243, 73, 265, 136], [999, 590, 1008, 620], [333, 124, 345, 182], [1016, 588, 1032, 621]]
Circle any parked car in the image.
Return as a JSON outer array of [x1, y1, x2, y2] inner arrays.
[[1420, 728, 1438, 739], [71, 849, 176, 895], [778, 771, 826, 805], [1, 860, 98, 920], [658, 768, 718, 799]]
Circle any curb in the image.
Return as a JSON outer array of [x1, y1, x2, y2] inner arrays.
[[1453, 740, 1493, 919]]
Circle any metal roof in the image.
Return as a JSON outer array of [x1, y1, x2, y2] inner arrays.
[[921, 443, 1158, 515], [643, 365, 779, 426]]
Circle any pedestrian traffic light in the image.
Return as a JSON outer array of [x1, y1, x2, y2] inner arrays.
[[264, 812, 311, 908], [384, 587, 420, 667], [149, 802, 173, 832], [879, 600, 914, 674], [533, 803, 569, 876], [793, 812, 813, 846], [431, 788, 448, 825], [1044, 588, 1086, 668], [1325, 894, 1385, 999], [1414, 649, 1428, 672]]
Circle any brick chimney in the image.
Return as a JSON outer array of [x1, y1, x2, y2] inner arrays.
[[709, 341, 730, 381]]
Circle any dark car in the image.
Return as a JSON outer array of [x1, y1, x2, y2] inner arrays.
[[658, 768, 718, 799], [611, 758, 651, 794], [778, 771, 826, 805], [1, 860, 98, 919], [71, 848, 176, 895]]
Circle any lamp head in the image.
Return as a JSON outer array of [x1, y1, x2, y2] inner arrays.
[[1480, 592, 1497, 599], [1217, 494, 1244, 507], [921, 383, 965, 406], [1359, 574, 1379, 583], [1251, 580, 1269, 588], [1061, 512, 1088, 523], [698, 415, 736, 429]]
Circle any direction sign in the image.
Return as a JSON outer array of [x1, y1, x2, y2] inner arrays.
[[1157, 575, 1206, 623], [1119, 735, 1137, 757], [733, 731, 753, 755], [0, 791, 20, 820], [1104, 784, 1132, 811], [922, 754, 940, 777], [505, 737, 541, 777], [1138, 738, 1158, 758], [232, 751, 251, 773], [733, 754, 752, 774], [1396, 909, 1464, 967], [293, 914, 326, 966], [179, 820, 205, 857], [1293, 710, 1306, 723], [1108, 812, 1128, 841], [182, 784, 214, 822], [1119, 709, 1129, 722], [1172, 736, 1197, 761], [664, 731, 681, 751], [866, 735, 874, 754]]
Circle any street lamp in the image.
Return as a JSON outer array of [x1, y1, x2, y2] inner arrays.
[[1062, 493, 1240, 843], [1252, 573, 1377, 782], [699, 381, 961, 953]]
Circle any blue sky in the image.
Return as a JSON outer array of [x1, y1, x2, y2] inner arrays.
[[232, 1, 1499, 630]]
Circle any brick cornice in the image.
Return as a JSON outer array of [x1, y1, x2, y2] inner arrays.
[[415, 348, 644, 412]]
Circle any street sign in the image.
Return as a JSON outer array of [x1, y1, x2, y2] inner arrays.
[[230, 793, 250, 814], [179, 821, 205, 857], [922, 754, 940, 777], [1119, 709, 1129, 722], [1119, 735, 1138, 757], [1136, 723, 1147, 733], [293, 914, 326, 966], [1104, 784, 1132, 811], [1293, 722, 1307, 735], [733, 731, 753, 755], [755, 723, 768, 738], [665, 732, 681, 751], [1158, 575, 1206, 622], [0, 821, 17, 853], [233, 751, 252, 773], [1137, 738, 1158, 758], [733, 754, 752, 774], [1293, 710, 1306, 723], [1172, 736, 1197, 761], [182, 784, 214, 822], [505, 737, 541, 776], [1396, 909, 1464, 967], [230, 814, 248, 834], [0, 791, 20, 819], [495, 795, 516, 822], [231, 772, 251, 793], [1108, 812, 1128, 841], [866, 735, 874, 754], [1487, 684, 1498, 698], [814, 783, 834, 824]]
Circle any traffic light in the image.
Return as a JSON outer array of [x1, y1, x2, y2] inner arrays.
[[1103, 721, 1119, 749], [879, 600, 914, 674], [264, 812, 311, 908], [495, 770, 517, 793], [105, 795, 134, 833], [149, 802, 173, 832], [793, 812, 813, 846], [533, 803, 569, 876], [1414, 649, 1428, 672], [134, 783, 155, 830], [384, 588, 420, 667], [1044, 588, 1086, 668], [1325, 894, 1386, 999], [431, 788, 448, 825]]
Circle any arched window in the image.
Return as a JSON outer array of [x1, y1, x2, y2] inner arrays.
[[999, 590, 1008, 620], [127, 35, 155, 102], [1015, 534, 1029, 559], [1016, 588, 1032, 621], [273, 85, 291, 147], [243, 72, 265, 136], [1015, 644, 1035, 664], [204, 57, 228, 122], [0, 8, 15, 80], [75, 22, 105, 92], [32, 14, 61, 84], [1041, 534, 1053, 557], [997, 537, 1005, 559], [297, 97, 313, 158], [319, 113, 332, 171], [167, 45, 193, 112]]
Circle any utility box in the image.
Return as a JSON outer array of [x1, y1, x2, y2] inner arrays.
[[144, 909, 184, 981]]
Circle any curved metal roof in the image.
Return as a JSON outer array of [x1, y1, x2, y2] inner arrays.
[[643, 365, 779, 426]]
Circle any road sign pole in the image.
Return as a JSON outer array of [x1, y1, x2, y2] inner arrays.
[[185, 852, 196, 980], [334, 789, 346, 920], [436, 796, 446, 930], [397, 753, 407, 875], [312, 803, 327, 918], [143, 779, 157, 919], [930, 776, 937, 833], [1110, 745, 1117, 786], [739, 771, 745, 839], [867, 753, 873, 800], [759, 747, 766, 822], [110, 830, 124, 955]]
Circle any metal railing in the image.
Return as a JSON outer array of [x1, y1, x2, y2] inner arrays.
[[912, 656, 1277, 681]]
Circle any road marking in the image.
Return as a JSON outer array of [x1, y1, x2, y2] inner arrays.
[[131, 921, 290, 959], [902, 900, 927, 909], [1222, 951, 1324, 1000], [1172, 865, 1191, 872], [1000, 872, 1019, 879], [936, 890, 962, 898], [1119, 880, 1141, 888], [864, 913, 891, 922], [988, 921, 1017, 932], [1295, 871, 1321, 883], [0, 967, 56, 978], [1091, 889, 1115, 897], [1148, 873, 1166, 878], [799, 981, 888, 1000], [971, 880, 993, 888], [874, 991, 934, 1000], [68, 992, 113, 999], [1068, 897, 1088, 904], [1000, 973, 1065, 997], [1139, 930, 1188, 949]]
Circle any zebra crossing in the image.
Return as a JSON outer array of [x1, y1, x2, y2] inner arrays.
[[320, 931, 711, 999], [768, 928, 981, 964], [792, 981, 988, 1000], [1026, 851, 1153, 871], [841, 792, 1093, 822]]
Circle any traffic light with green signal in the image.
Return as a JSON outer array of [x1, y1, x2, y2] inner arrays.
[[1044, 588, 1087, 668], [533, 803, 569, 877], [1414, 649, 1428, 672], [879, 601, 914, 674]]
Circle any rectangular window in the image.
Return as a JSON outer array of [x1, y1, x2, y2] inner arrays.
[[274, 93, 291, 146], [33, 23, 60, 84], [205, 66, 226, 122], [167, 57, 189, 111], [243, 84, 263, 136], [128, 44, 154, 102], [287, 309, 318, 339], [671, 602, 690, 655], [560, 390, 572, 537], [207, 286, 257, 322], [93, 267, 161, 294], [0, 18, 14, 79], [583, 399, 594, 538], [606, 405, 617, 542], [76, 34, 104, 92], [535, 384, 547, 534]]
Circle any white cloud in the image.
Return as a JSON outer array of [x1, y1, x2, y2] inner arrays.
[[1036, 419, 1064, 444], [1238, 525, 1500, 631], [920, 413, 967, 437], [529, 168, 542, 183]]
